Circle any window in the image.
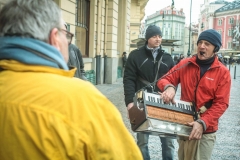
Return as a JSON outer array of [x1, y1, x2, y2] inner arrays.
[[218, 19, 223, 26], [165, 31, 168, 37], [75, 0, 90, 57], [228, 42, 232, 49], [76, 0, 89, 28], [228, 29, 233, 36], [229, 17, 234, 24], [217, 30, 222, 36]]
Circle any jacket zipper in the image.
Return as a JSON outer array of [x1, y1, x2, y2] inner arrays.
[[194, 66, 218, 111]]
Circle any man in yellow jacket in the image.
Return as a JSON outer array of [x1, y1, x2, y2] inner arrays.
[[0, 0, 142, 160]]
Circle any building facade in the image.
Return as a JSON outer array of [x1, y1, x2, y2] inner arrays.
[[130, 0, 148, 50], [143, 5, 186, 56], [184, 24, 199, 56], [0, 0, 149, 84], [199, 0, 240, 56], [192, 25, 199, 55]]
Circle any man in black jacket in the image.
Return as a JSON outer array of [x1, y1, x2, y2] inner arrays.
[[68, 43, 88, 80], [123, 25, 175, 160], [64, 23, 87, 80]]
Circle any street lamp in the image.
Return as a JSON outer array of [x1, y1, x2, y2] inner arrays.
[[187, 0, 192, 57], [171, 0, 174, 39], [201, 22, 204, 30], [162, 12, 164, 34]]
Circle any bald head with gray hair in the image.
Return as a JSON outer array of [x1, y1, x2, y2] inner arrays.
[[0, 0, 62, 43]]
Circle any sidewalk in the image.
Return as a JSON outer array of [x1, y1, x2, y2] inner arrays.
[[95, 65, 240, 160]]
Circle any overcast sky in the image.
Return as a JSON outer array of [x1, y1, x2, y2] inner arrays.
[[143, 0, 234, 25]]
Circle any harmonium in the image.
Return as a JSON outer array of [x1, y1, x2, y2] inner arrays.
[[128, 90, 198, 140]]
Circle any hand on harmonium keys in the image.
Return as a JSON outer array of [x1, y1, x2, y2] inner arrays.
[[158, 86, 176, 104]]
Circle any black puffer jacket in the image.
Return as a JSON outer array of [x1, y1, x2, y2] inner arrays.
[[68, 44, 87, 80], [123, 45, 174, 106]]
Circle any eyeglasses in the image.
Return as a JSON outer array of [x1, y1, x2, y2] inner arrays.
[[59, 28, 74, 44]]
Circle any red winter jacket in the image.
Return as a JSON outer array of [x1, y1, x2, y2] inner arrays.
[[157, 55, 231, 133]]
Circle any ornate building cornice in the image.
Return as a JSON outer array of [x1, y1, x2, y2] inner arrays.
[[216, 10, 240, 17]]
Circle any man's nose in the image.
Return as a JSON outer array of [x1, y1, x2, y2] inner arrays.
[[199, 43, 205, 48]]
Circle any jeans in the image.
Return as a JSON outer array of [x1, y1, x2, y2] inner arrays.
[[137, 133, 175, 160]]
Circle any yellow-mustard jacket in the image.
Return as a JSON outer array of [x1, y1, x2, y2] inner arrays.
[[0, 60, 142, 160]]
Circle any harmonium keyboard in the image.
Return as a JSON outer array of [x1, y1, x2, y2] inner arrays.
[[128, 90, 197, 140]]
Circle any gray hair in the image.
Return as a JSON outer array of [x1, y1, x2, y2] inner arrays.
[[0, 0, 62, 42]]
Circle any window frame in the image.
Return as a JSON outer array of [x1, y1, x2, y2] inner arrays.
[[228, 28, 233, 36], [229, 17, 234, 24], [217, 30, 222, 36], [228, 41, 232, 49], [75, 0, 90, 57], [218, 19, 223, 26]]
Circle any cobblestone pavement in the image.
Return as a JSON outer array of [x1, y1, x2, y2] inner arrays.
[[95, 64, 240, 160]]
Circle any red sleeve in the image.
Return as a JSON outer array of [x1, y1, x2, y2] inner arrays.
[[201, 68, 231, 129]]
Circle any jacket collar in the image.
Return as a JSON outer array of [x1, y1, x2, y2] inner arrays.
[[144, 45, 164, 57], [0, 37, 68, 70], [188, 55, 222, 69]]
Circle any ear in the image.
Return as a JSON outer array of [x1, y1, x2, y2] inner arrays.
[[49, 28, 61, 50], [213, 46, 219, 53]]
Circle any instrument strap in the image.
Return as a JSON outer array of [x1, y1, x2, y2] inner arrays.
[[154, 53, 164, 84], [138, 53, 164, 91], [138, 76, 151, 86]]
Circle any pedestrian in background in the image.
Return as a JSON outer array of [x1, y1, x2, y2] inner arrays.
[[64, 23, 88, 80], [122, 51, 128, 77], [122, 51, 127, 68], [0, 0, 143, 160], [173, 55, 178, 65], [157, 29, 231, 160], [123, 25, 175, 160], [177, 54, 184, 64], [68, 43, 88, 80]]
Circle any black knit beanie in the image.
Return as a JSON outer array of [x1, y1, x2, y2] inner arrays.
[[197, 29, 222, 52], [145, 25, 162, 40]]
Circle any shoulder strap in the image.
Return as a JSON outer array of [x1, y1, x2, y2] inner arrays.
[[138, 76, 151, 86], [154, 52, 164, 83], [137, 52, 164, 91]]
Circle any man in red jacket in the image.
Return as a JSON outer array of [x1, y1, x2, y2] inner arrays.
[[157, 29, 231, 160]]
